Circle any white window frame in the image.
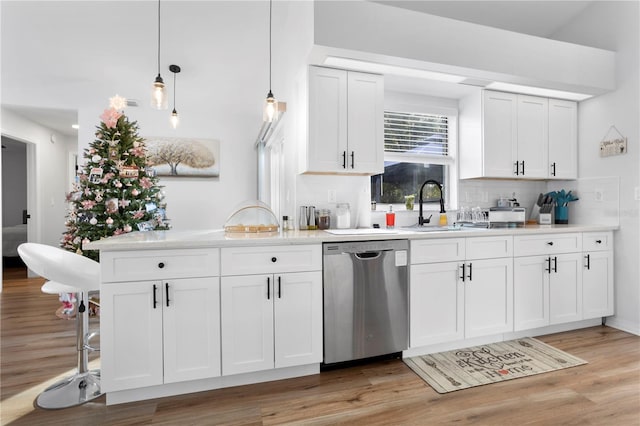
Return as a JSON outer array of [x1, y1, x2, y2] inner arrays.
[[379, 100, 458, 211]]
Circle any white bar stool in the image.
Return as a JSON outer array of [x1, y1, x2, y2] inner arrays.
[[17, 243, 103, 409]]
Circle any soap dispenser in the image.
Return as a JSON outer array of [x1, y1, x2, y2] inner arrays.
[[386, 205, 395, 229]]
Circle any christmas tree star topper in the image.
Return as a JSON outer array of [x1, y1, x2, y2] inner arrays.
[[109, 95, 128, 111]]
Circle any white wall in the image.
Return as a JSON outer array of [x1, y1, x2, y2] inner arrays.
[[1, 138, 27, 226], [551, 1, 640, 334], [1, 108, 77, 248]]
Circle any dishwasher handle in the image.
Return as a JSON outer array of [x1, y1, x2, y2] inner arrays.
[[353, 250, 389, 260]]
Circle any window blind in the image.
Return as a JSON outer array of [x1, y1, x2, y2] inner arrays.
[[384, 111, 449, 157]]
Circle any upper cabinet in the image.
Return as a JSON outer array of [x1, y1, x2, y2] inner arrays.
[[302, 66, 384, 175], [459, 90, 577, 180]]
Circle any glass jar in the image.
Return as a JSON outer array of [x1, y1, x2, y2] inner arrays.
[[335, 203, 350, 229], [318, 209, 331, 230]]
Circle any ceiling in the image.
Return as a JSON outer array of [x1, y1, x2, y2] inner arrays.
[[1, 1, 595, 140]]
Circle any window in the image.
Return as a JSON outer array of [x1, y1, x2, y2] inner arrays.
[[371, 109, 457, 208]]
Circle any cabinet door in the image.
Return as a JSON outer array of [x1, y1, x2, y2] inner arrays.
[[163, 277, 221, 384], [482, 90, 518, 177], [464, 258, 513, 338], [548, 99, 577, 179], [221, 275, 274, 375], [347, 71, 384, 174], [410, 262, 464, 347], [513, 256, 549, 331], [307, 66, 348, 173], [274, 272, 323, 368], [549, 253, 583, 324], [101, 281, 163, 392], [517, 95, 548, 178], [582, 251, 614, 318]]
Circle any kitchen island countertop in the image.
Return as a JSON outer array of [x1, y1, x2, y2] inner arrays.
[[84, 223, 618, 252]]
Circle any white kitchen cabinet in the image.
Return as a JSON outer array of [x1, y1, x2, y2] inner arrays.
[[548, 99, 578, 179], [304, 66, 383, 175], [220, 244, 322, 376], [101, 277, 221, 392], [582, 231, 614, 318], [459, 90, 576, 180], [100, 249, 221, 393], [410, 236, 513, 346], [549, 252, 583, 324], [514, 255, 549, 330], [221, 271, 322, 375]]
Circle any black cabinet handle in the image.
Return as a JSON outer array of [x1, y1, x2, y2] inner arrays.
[[596, 239, 602, 244], [585, 254, 591, 270], [514, 161, 519, 176], [165, 282, 170, 307], [551, 162, 556, 176], [553, 256, 558, 273], [342, 151, 346, 169], [547, 241, 554, 246], [467, 263, 473, 281], [267, 277, 271, 300], [153, 284, 158, 309], [350, 151, 355, 169], [271, 257, 277, 263], [545, 257, 552, 273], [521, 161, 525, 175], [158, 262, 165, 269], [278, 276, 282, 298], [459, 264, 466, 282]]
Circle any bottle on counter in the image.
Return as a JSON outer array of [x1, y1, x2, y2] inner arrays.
[[318, 209, 331, 230], [386, 205, 395, 229], [282, 215, 289, 231]]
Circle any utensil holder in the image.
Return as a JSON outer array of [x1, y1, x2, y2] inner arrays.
[[555, 206, 568, 224]]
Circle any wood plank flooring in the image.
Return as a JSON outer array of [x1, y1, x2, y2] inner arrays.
[[2, 266, 639, 425]]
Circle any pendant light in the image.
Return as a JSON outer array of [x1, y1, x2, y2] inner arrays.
[[263, 0, 278, 122], [169, 64, 181, 128], [151, 0, 168, 110]]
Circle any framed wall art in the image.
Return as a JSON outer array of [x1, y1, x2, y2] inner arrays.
[[145, 137, 220, 177]]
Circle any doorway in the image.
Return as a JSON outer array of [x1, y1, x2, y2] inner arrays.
[[1, 136, 29, 279]]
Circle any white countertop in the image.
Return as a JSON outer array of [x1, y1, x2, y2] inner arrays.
[[84, 224, 618, 252]]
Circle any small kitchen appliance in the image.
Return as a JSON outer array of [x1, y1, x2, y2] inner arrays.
[[488, 207, 526, 228]]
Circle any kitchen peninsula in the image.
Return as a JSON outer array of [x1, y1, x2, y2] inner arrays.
[[87, 224, 616, 405]]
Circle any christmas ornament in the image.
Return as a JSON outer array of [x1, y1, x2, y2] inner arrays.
[[92, 154, 102, 163], [123, 224, 132, 233], [106, 217, 114, 226], [89, 217, 98, 225], [109, 94, 128, 111]]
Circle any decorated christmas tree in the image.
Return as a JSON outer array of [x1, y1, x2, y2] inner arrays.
[[61, 95, 170, 261]]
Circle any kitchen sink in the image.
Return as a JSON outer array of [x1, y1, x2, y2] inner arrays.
[[402, 224, 489, 232]]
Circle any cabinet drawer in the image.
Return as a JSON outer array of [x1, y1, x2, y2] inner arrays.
[[466, 236, 513, 260], [582, 231, 613, 252], [410, 238, 465, 264], [101, 249, 219, 282], [514, 233, 582, 256], [221, 245, 321, 276]]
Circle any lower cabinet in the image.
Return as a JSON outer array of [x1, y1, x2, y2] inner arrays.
[[583, 250, 614, 318], [221, 271, 323, 376], [101, 277, 221, 392]]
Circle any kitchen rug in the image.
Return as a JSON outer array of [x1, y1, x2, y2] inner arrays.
[[404, 337, 587, 393]]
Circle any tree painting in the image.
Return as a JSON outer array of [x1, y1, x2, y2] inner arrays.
[[145, 137, 220, 177]]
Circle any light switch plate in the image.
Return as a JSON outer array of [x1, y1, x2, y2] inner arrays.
[[328, 189, 337, 203], [594, 189, 603, 202]]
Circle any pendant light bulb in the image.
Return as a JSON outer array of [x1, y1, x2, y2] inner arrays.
[[151, 0, 168, 110], [170, 109, 179, 129], [263, 90, 278, 123], [152, 75, 168, 110]]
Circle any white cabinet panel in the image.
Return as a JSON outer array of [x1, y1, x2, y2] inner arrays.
[[274, 272, 323, 368], [482, 91, 518, 177], [221, 275, 274, 375], [464, 258, 513, 338], [514, 233, 582, 256], [549, 253, 583, 325], [410, 262, 464, 347], [221, 245, 321, 276], [517, 95, 548, 178], [548, 99, 577, 179], [514, 256, 549, 331], [163, 278, 221, 384], [410, 238, 465, 264], [101, 281, 164, 392], [582, 231, 613, 252], [583, 251, 614, 318], [465, 236, 513, 260]]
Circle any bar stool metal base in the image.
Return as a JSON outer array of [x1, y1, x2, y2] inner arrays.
[[36, 370, 102, 409]]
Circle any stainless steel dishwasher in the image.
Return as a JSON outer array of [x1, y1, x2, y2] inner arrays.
[[323, 239, 409, 365]]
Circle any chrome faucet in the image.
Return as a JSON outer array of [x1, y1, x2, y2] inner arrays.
[[418, 179, 445, 226]]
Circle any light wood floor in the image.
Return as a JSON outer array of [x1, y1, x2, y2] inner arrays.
[[2, 266, 639, 425]]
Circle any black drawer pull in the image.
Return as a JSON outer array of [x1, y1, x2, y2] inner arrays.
[[153, 284, 158, 309], [165, 283, 170, 307], [158, 262, 165, 269], [547, 241, 554, 246], [271, 257, 277, 263], [585, 254, 591, 270], [596, 239, 602, 244]]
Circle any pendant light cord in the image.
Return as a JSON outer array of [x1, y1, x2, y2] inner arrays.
[[269, 0, 272, 92], [173, 71, 177, 110], [157, 0, 161, 76]]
